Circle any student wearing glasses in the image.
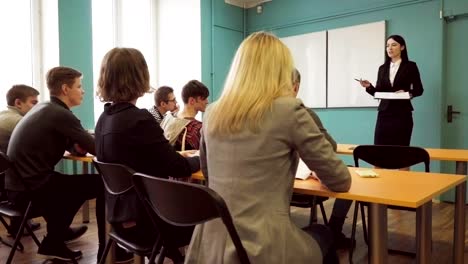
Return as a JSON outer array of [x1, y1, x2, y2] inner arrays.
[[148, 86, 179, 124]]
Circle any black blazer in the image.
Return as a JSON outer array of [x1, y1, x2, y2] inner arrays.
[[95, 102, 200, 223], [366, 60, 423, 112]]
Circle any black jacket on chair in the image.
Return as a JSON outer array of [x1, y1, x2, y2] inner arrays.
[[366, 60, 424, 112], [95, 102, 200, 223]]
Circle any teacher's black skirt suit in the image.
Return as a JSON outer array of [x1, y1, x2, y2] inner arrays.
[[365, 60, 424, 146]]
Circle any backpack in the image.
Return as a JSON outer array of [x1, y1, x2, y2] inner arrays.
[[160, 114, 191, 150]]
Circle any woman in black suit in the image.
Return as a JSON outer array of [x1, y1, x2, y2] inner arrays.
[[359, 35, 423, 146]]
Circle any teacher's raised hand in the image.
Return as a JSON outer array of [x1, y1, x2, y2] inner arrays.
[[358, 79, 371, 88]]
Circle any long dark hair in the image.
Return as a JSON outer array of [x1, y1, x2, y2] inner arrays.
[[384, 35, 408, 64]]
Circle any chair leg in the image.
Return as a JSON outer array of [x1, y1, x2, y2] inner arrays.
[[24, 222, 40, 247], [148, 236, 163, 264], [348, 201, 360, 264], [309, 197, 318, 226], [360, 204, 368, 245], [156, 246, 167, 264], [6, 203, 32, 264], [98, 238, 115, 264], [319, 202, 328, 225]]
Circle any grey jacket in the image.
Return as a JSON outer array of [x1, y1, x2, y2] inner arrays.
[[0, 107, 23, 153], [185, 97, 351, 263]]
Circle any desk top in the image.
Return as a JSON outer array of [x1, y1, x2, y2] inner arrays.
[[296, 168, 465, 207], [337, 144, 468, 162], [192, 167, 465, 208], [64, 153, 465, 208], [63, 152, 94, 163]]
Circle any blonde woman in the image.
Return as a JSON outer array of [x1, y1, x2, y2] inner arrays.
[[185, 32, 351, 263]]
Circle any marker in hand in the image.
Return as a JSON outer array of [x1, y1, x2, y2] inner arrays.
[[354, 78, 362, 82]]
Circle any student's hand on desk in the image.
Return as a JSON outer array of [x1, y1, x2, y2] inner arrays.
[[179, 150, 199, 158]]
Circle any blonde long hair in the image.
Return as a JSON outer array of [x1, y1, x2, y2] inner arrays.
[[206, 31, 294, 136]]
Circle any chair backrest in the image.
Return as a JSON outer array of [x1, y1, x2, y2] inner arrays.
[[92, 159, 135, 195], [132, 173, 251, 264], [353, 145, 430, 172]]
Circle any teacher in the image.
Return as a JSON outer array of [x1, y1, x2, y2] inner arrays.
[[359, 35, 423, 145]]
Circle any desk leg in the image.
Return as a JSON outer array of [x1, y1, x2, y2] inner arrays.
[[453, 181, 466, 264], [81, 162, 90, 223], [368, 203, 388, 264], [455, 161, 467, 176], [416, 202, 432, 264]]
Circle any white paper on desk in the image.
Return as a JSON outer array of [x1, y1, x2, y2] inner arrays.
[[295, 159, 311, 180], [355, 169, 378, 178], [374, 92, 410, 100]]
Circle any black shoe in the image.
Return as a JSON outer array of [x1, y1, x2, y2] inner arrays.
[[38, 236, 83, 261], [64, 225, 88, 243], [115, 245, 134, 264], [8, 219, 41, 237]]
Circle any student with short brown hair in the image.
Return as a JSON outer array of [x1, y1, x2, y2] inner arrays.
[[6, 66, 103, 261], [95, 47, 199, 263]]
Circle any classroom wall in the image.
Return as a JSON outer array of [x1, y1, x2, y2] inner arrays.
[[58, 0, 94, 130], [201, 0, 245, 100], [247, 0, 444, 150]]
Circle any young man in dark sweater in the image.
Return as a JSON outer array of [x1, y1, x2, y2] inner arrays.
[[6, 67, 104, 261]]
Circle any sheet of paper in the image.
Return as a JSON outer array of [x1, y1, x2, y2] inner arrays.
[[295, 159, 311, 180], [355, 169, 379, 178], [374, 92, 410, 100]]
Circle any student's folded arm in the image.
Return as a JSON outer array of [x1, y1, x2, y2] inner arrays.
[[290, 103, 351, 192], [139, 118, 199, 178], [59, 112, 95, 155]]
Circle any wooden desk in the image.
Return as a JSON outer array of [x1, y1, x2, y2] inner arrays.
[[337, 144, 468, 175], [193, 168, 466, 264]]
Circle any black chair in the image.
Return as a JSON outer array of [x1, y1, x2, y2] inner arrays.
[[93, 160, 160, 264], [349, 145, 430, 262], [132, 173, 251, 264], [0, 151, 43, 264], [290, 194, 328, 226]]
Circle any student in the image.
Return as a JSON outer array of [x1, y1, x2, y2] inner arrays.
[[0, 85, 39, 153], [6, 67, 104, 261], [95, 47, 200, 263], [358, 35, 423, 146], [161, 80, 209, 151], [292, 69, 353, 249], [0, 84, 40, 234], [185, 32, 351, 264], [148, 85, 179, 124]]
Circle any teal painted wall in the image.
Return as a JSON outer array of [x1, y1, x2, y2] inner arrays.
[[204, 0, 449, 169], [201, 0, 244, 100], [58, 0, 94, 129]]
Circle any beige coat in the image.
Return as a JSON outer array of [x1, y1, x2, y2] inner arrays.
[[185, 97, 351, 264]]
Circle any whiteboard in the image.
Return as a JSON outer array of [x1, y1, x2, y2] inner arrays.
[[327, 21, 385, 107], [282, 31, 327, 108]]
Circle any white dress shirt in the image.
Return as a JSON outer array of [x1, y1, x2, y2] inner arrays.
[[389, 59, 402, 86]]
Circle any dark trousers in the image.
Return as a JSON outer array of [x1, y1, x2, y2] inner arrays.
[[304, 224, 339, 264], [8, 172, 105, 244]]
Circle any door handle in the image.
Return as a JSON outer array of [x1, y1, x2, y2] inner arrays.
[[447, 105, 461, 123]]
